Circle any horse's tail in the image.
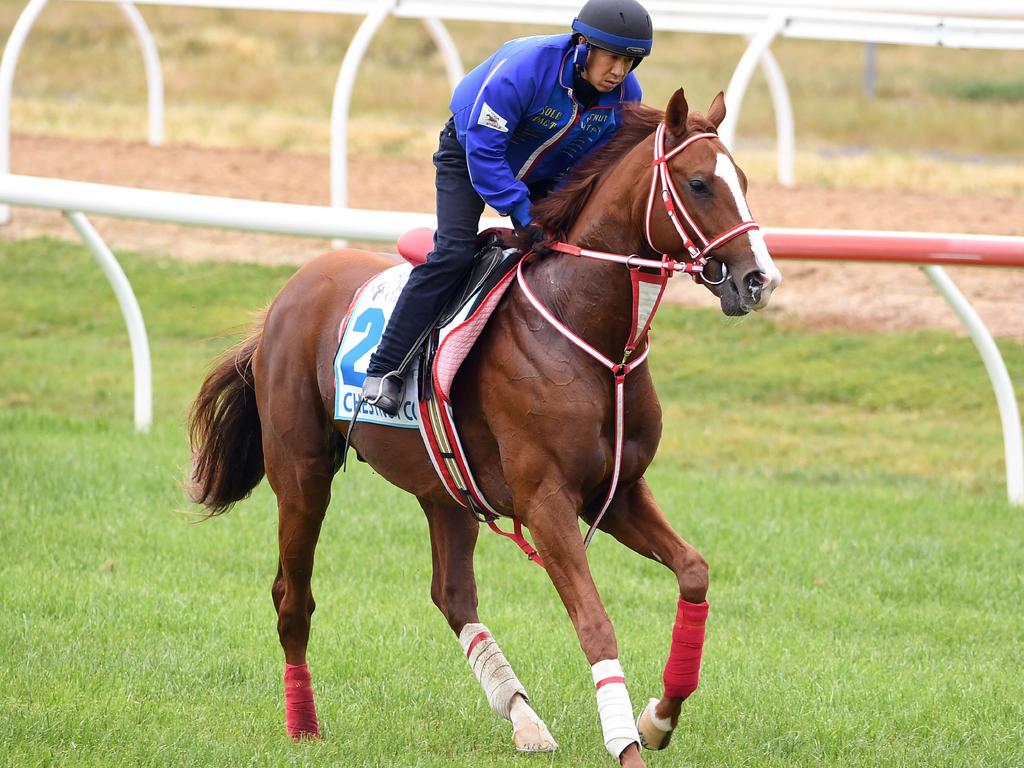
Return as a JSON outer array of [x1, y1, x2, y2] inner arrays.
[[187, 315, 266, 516]]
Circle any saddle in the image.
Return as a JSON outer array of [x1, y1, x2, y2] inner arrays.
[[412, 229, 523, 522], [334, 228, 524, 510], [331, 228, 552, 565], [403, 229, 544, 562], [332, 228, 546, 565], [397, 227, 523, 329]]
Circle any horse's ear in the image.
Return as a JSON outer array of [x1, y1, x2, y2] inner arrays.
[[665, 88, 689, 137], [707, 91, 727, 130]]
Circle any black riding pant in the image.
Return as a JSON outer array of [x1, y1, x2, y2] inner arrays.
[[366, 119, 486, 376]]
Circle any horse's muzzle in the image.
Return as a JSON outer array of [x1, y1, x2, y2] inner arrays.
[[740, 267, 779, 312], [713, 264, 781, 316]]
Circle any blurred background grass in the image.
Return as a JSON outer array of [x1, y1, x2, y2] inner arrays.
[[2, 7, 1022, 764], [2, 2, 1023, 193]]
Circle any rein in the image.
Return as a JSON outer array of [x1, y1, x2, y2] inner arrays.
[[517, 124, 761, 549]]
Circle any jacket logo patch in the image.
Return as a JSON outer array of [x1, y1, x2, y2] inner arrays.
[[478, 102, 509, 133]]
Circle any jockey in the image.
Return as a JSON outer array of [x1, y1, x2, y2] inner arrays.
[[362, 0, 653, 415]]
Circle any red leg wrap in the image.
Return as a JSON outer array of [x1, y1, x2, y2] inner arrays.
[[662, 599, 709, 700], [284, 662, 320, 739]]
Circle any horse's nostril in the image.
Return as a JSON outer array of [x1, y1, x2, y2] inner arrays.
[[745, 271, 768, 289]]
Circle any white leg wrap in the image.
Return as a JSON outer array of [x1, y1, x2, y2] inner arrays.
[[592, 659, 641, 759], [459, 623, 527, 720]]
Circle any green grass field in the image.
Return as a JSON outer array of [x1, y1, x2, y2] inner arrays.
[[2, 238, 1023, 767]]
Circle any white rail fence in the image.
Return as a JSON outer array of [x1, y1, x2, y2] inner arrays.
[[3, 0, 1024, 223], [0, 172, 1020, 505]]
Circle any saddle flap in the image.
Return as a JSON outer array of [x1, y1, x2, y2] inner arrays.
[[437, 231, 517, 326]]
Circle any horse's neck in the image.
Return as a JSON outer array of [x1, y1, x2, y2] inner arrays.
[[524, 146, 653, 360], [569, 141, 652, 257], [525, 253, 632, 358]]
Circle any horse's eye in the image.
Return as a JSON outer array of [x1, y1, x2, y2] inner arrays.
[[688, 179, 710, 195]]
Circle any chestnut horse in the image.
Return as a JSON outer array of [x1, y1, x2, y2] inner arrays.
[[188, 89, 780, 767]]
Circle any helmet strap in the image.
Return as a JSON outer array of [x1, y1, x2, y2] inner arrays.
[[572, 37, 591, 74]]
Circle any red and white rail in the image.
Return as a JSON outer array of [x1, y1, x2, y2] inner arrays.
[[0, 173, 1019, 505], [765, 229, 1024, 268]]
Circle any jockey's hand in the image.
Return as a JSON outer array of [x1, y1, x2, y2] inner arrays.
[[516, 222, 555, 257]]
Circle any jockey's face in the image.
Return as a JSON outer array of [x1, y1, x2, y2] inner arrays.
[[582, 46, 632, 93]]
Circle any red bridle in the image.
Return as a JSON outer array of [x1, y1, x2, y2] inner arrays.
[[644, 122, 760, 283]]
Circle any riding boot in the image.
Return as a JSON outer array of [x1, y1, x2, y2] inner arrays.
[[361, 373, 404, 416]]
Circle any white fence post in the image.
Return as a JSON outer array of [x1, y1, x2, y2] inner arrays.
[[756, 47, 796, 187], [65, 211, 153, 433], [420, 18, 464, 89], [720, 14, 796, 185], [116, 2, 165, 146], [331, 0, 398, 214], [922, 265, 1023, 506], [0, 0, 52, 225]]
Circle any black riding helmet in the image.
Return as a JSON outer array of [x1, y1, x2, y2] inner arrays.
[[572, 0, 654, 71]]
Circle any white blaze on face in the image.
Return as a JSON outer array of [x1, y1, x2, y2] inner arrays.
[[714, 152, 782, 303]]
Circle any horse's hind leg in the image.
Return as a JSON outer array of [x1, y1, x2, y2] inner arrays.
[[420, 499, 557, 753], [262, 396, 335, 740], [588, 478, 709, 752], [267, 450, 332, 740]]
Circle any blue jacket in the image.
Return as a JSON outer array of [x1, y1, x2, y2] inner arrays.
[[450, 33, 642, 228]]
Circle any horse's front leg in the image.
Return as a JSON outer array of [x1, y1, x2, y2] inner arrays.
[[517, 476, 646, 768], [587, 478, 709, 752]]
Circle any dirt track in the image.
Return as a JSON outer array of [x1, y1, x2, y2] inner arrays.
[[7, 134, 1024, 338]]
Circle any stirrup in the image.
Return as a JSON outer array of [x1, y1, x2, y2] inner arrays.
[[361, 373, 403, 415]]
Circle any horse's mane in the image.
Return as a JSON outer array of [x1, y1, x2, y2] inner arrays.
[[531, 102, 717, 239]]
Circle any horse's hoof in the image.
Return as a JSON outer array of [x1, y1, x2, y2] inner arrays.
[[513, 720, 558, 753], [636, 698, 673, 751]]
